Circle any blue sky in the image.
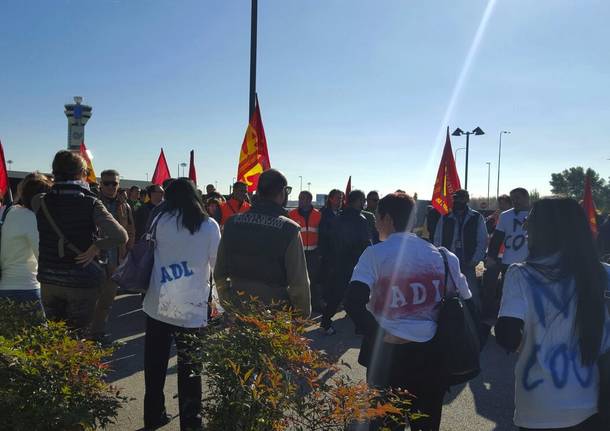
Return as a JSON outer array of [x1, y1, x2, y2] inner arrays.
[[1, 0, 609, 199]]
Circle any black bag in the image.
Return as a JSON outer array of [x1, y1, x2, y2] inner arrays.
[[435, 248, 481, 386]]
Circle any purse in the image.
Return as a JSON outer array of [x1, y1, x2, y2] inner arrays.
[[111, 214, 160, 293], [39, 197, 105, 285], [435, 248, 481, 387]]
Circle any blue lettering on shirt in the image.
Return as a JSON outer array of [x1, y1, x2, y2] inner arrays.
[[160, 261, 195, 284]]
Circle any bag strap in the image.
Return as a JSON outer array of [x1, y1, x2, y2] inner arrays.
[[439, 248, 450, 298], [39, 196, 83, 258], [0, 204, 13, 225]]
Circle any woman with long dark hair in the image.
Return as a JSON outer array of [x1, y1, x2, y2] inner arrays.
[[142, 178, 221, 431], [496, 197, 610, 430]]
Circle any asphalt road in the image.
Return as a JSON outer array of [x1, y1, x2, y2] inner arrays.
[[104, 294, 517, 431]]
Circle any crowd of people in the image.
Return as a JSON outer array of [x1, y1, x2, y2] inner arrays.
[[0, 149, 609, 431]]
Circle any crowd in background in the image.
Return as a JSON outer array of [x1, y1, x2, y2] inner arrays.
[[0, 149, 609, 431]]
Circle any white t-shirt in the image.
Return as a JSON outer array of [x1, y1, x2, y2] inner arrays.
[[0, 206, 40, 291], [351, 232, 471, 342], [499, 263, 610, 428], [496, 208, 529, 265], [143, 214, 221, 328]]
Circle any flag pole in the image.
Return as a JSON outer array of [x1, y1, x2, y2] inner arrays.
[[249, 0, 258, 121]]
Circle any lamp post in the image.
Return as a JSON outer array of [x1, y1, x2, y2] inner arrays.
[[497, 130, 511, 200], [180, 162, 187, 177], [249, 0, 258, 120], [452, 127, 485, 190], [298, 176, 303, 193], [486, 162, 491, 207], [307, 182, 311, 191], [7, 160, 13, 172], [454, 147, 465, 178], [146, 172, 149, 182]]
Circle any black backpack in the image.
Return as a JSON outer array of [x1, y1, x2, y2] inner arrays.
[[435, 248, 481, 386]]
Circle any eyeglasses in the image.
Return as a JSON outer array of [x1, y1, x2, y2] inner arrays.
[[102, 181, 118, 187], [285, 186, 293, 195]]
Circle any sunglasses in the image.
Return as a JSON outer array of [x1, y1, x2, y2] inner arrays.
[[102, 181, 118, 187], [285, 186, 293, 195]]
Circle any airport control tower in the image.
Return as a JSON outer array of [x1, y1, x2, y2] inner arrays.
[[64, 96, 92, 151]]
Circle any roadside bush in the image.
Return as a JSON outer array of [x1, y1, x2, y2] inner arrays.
[[0, 299, 127, 431], [191, 295, 416, 431]]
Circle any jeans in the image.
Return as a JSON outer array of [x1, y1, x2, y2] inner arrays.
[[144, 316, 202, 430], [0, 289, 45, 319]]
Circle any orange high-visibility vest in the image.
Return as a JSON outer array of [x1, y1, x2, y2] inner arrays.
[[288, 208, 322, 251], [219, 198, 251, 226]]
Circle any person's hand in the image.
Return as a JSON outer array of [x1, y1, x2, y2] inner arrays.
[[383, 333, 411, 344], [485, 257, 497, 268], [76, 244, 100, 266]]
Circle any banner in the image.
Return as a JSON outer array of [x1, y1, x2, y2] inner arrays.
[[237, 96, 271, 192]]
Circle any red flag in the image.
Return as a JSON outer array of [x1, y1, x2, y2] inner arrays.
[[0, 140, 12, 204], [237, 96, 271, 192], [152, 148, 171, 186], [343, 176, 352, 207], [79, 142, 97, 184], [431, 128, 462, 215], [188, 150, 197, 185], [582, 174, 598, 238]]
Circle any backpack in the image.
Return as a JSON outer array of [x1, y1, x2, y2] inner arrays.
[[435, 248, 481, 386]]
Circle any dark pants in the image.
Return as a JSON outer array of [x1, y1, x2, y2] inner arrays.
[[520, 414, 602, 431], [366, 339, 446, 431], [305, 249, 321, 310], [144, 316, 202, 430], [41, 283, 98, 333], [321, 276, 347, 329]]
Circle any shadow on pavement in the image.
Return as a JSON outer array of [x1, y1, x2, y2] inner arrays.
[[105, 293, 177, 383]]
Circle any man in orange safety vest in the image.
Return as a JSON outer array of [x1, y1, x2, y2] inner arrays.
[[289, 190, 322, 311]]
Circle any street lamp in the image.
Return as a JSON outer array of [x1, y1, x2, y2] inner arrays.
[[307, 182, 311, 192], [180, 162, 187, 177], [454, 147, 465, 177], [497, 130, 511, 200], [486, 162, 491, 207], [6, 160, 13, 171], [298, 176, 303, 193], [452, 127, 485, 190]]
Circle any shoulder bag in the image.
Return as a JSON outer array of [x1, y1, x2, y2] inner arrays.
[[435, 248, 481, 386], [111, 214, 160, 293]]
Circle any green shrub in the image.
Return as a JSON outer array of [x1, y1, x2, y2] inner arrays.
[[191, 296, 416, 431], [0, 299, 127, 431]]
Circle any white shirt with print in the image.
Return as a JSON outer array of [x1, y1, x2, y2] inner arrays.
[[496, 208, 529, 265], [143, 214, 221, 328], [350, 232, 471, 342], [499, 263, 610, 428]]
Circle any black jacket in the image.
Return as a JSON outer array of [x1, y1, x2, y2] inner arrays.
[[329, 207, 372, 289]]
